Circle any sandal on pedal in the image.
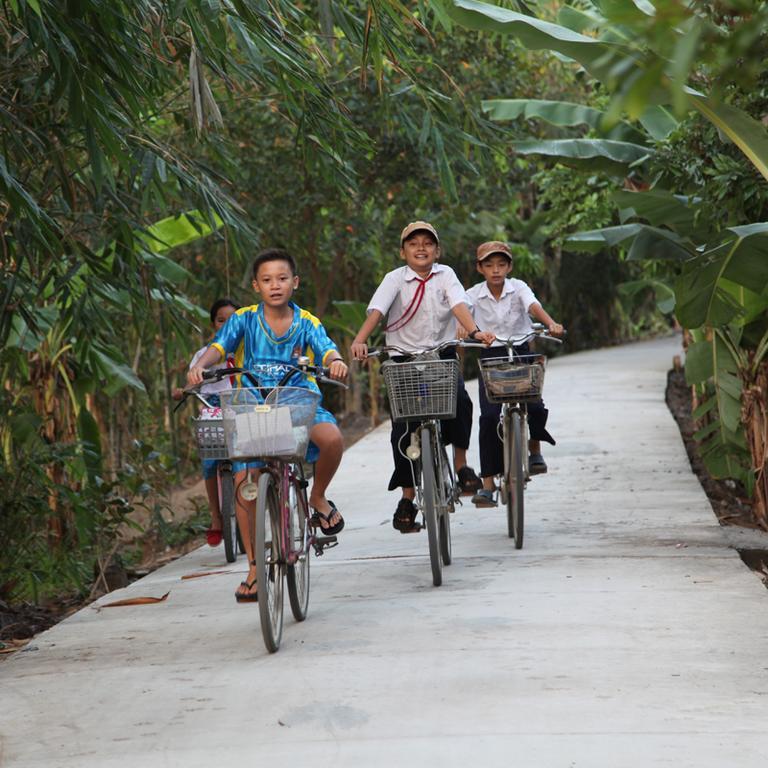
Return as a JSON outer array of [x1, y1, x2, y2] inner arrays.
[[529, 453, 548, 475], [457, 466, 482, 495], [472, 489, 497, 507], [235, 561, 259, 602], [310, 499, 345, 536], [393, 498, 421, 534]]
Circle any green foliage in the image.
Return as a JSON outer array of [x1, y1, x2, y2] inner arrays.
[[446, 0, 768, 497]]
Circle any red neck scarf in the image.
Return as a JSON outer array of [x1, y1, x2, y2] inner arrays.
[[385, 271, 435, 332]]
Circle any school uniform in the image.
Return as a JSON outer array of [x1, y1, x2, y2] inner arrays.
[[368, 263, 474, 490], [467, 278, 555, 478]]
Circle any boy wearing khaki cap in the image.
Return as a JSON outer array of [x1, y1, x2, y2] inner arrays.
[[352, 221, 494, 533], [466, 241, 564, 506]]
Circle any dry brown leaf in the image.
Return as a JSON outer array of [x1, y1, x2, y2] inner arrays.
[[181, 570, 234, 580], [102, 591, 170, 607]]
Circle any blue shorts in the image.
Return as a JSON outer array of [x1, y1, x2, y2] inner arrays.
[[199, 394, 222, 480], [230, 405, 336, 473]]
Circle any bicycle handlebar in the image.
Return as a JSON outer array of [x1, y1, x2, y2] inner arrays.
[[360, 325, 565, 361], [175, 357, 347, 412]]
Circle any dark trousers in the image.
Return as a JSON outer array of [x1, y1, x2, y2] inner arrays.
[[388, 349, 473, 491], [478, 345, 554, 478]]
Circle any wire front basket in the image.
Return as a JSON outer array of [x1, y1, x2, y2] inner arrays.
[[220, 387, 321, 460], [193, 410, 228, 460], [382, 358, 459, 422], [479, 356, 546, 404]]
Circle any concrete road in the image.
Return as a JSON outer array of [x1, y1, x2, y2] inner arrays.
[[3, 334, 768, 767]]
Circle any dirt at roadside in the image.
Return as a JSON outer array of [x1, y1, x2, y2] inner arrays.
[[1, 412, 378, 656]]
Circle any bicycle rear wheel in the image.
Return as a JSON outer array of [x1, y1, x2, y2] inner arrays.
[[421, 426, 442, 587], [286, 467, 310, 622], [504, 410, 525, 549], [437, 439, 453, 566], [219, 464, 238, 563], [255, 472, 285, 653]]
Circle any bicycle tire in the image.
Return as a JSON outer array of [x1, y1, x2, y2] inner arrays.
[[255, 472, 285, 653], [286, 467, 310, 622], [219, 464, 238, 563], [437, 438, 453, 566], [507, 411, 525, 549], [421, 426, 442, 587]]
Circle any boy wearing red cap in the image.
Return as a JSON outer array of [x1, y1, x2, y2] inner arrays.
[[351, 221, 494, 533], [467, 241, 564, 506]]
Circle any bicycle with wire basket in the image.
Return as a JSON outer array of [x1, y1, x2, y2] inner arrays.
[[176, 385, 241, 563], [366, 341, 463, 587], [469, 325, 564, 549], [183, 359, 346, 653]]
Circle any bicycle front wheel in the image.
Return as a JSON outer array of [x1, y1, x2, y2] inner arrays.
[[437, 439, 453, 566], [286, 467, 310, 622], [421, 426, 442, 587], [504, 410, 525, 549], [255, 472, 285, 653], [219, 464, 238, 564]]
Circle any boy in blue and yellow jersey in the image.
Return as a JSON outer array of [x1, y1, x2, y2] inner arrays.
[[188, 248, 348, 602]]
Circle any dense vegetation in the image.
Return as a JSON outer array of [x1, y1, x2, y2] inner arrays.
[[2, 0, 765, 605]]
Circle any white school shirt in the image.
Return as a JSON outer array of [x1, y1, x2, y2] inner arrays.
[[368, 263, 469, 353], [466, 278, 538, 347], [189, 345, 234, 395]]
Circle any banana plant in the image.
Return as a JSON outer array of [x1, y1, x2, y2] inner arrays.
[[442, 0, 768, 514]]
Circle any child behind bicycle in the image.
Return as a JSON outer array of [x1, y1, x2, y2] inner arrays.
[[177, 298, 240, 547], [351, 221, 494, 534], [466, 241, 564, 507], [187, 248, 348, 602]]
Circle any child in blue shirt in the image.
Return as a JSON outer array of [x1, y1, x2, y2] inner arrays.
[[188, 248, 348, 601]]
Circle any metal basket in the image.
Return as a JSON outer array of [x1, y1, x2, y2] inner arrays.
[[479, 356, 545, 404], [220, 386, 321, 460], [193, 416, 228, 460], [382, 358, 459, 422]]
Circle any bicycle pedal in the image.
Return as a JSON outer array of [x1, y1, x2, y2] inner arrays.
[[312, 535, 338, 555]]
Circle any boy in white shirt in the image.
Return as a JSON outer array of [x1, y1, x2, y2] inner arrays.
[[466, 241, 564, 506], [351, 221, 494, 533]]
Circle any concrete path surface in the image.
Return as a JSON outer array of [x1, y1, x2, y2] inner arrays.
[[3, 334, 768, 767]]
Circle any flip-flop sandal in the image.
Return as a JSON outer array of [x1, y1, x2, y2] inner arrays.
[[206, 527, 223, 547], [235, 561, 258, 602], [235, 578, 258, 602], [311, 499, 345, 536]]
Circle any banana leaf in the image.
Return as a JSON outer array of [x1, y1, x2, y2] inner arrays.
[[481, 98, 646, 142], [674, 224, 768, 327], [565, 223, 689, 258], [446, 0, 633, 84], [512, 138, 653, 175]]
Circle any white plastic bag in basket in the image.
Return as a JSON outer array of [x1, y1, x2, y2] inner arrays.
[[232, 405, 296, 456]]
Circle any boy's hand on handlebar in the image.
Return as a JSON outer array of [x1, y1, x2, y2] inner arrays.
[[351, 341, 368, 360], [187, 366, 205, 387], [327, 359, 349, 382], [548, 322, 565, 337], [476, 330, 496, 346]]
